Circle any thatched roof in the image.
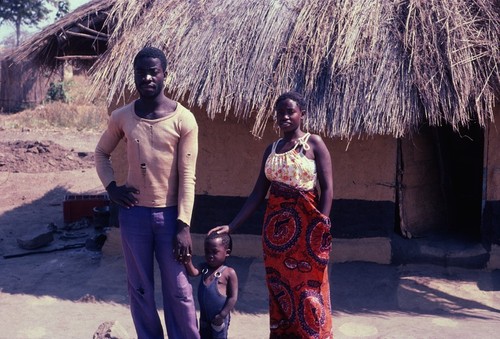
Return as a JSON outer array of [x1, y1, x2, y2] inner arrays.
[[11, 0, 112, 70], [9, 0, 500, 138]]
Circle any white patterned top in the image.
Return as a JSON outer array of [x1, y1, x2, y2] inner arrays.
[[264, 133, 316, 190]]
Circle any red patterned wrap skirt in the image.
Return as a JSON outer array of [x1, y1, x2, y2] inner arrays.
[[262, 181, 333, 339]]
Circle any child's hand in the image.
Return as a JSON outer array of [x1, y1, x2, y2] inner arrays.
[[212, 314, 224, 326], [183, 255, 200, 277], [183, 253, 192, 264]]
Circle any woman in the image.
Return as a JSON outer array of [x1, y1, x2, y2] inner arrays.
[[210, 91, 333, 338]]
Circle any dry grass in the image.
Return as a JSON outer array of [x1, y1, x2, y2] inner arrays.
[[88, 0, 499, 138], [0, 75, 108, 132], [8, 0, 500, 138]]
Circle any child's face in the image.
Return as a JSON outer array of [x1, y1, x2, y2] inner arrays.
[[204, 238, 229, 268]]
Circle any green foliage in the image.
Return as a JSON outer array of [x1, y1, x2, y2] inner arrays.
[[0, 0, 49, 26], [0, 0, 66, 46], [54, 0, 69, 20], [45, 81, 68, 103]]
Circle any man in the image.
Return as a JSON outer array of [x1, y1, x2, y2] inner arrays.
[[95, 47, 199, 339]]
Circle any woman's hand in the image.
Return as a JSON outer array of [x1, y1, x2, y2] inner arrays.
[[208, 225, 230, 235]]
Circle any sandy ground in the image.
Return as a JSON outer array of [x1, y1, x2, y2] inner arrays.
[[1, 127, 500, 339]]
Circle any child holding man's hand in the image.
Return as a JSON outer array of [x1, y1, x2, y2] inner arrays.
[[185, 232, 238, 339]]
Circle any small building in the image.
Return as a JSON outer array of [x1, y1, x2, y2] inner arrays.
[[0, 55, 49, 112]]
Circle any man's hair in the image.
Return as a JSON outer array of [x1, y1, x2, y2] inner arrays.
[[206, 232, 233, 252], [133, 47, 167, 71], [274, 91, 307, 113]]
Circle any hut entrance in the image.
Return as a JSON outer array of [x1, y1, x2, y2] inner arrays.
[[398, 124, 484, 242], [433, 123, 484, 241]]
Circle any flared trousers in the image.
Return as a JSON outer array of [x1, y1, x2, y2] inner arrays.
[[119, 206, 199, 339]]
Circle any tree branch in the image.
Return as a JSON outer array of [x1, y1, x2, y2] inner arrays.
[[55, 55, 99, 60], [75, 23, 109, 39], [63, 30, 108, 42]]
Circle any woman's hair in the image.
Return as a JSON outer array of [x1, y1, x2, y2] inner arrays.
[[274, 91, 307, 113], [206, 232, 233, 251], [133, 47, 168, 71]]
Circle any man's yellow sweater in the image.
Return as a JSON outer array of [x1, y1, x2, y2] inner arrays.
[[95, 101, 198, 225]]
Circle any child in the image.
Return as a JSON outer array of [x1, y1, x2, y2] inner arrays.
[[185, 232, 238, 339]]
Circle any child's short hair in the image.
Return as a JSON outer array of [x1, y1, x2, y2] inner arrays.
[[133, 46, 168, 71], [206, 232, 233, 252]]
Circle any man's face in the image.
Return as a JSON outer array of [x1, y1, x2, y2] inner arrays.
[[134, 57, 166, 98]]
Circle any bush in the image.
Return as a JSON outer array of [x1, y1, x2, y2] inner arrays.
[[45, 82, 68, 103]]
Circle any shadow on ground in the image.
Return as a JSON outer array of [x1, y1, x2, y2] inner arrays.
[[331, 262, 500, 319], [1, 189, 499, 320]]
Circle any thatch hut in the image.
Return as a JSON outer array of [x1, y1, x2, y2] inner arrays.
[[7, 0, 500, 262], [0, 0, 110, 112], [0, 54, 49, 112]]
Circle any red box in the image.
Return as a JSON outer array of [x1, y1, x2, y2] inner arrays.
[[63, 194, 109, 223]]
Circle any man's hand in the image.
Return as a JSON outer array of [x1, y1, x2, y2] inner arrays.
[[174, 220, 192, 263], [106, 181, 139, 208]]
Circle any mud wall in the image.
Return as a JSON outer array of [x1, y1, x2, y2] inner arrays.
[[486, 104, 500, 201], [0, 58, 48, 112], [484, 104, 500, 244], [400, 131, 447, 237], [192, 109, 397, 237], [194, 107, 396, 200]]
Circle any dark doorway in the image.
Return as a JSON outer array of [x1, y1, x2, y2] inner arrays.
[[433, 123, 484, 241]]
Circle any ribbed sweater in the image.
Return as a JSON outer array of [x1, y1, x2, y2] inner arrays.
[[95, 101, 198, 224]]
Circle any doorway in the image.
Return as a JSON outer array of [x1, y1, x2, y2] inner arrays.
[[433, 123, 484, 241]]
